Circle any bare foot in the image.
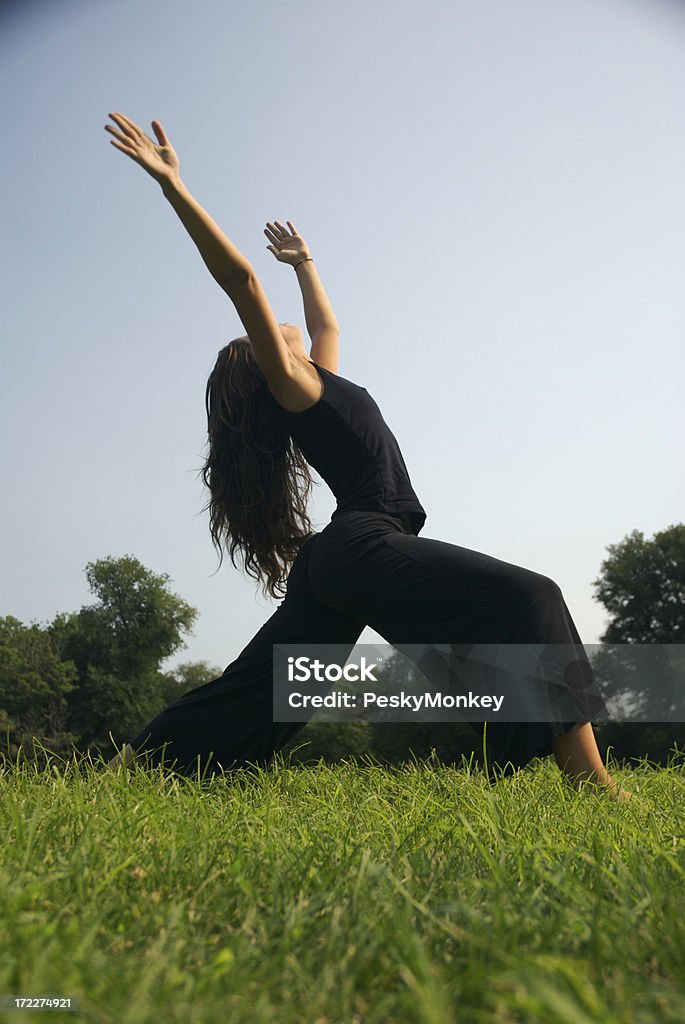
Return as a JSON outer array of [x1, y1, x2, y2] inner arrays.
[[603, 780, 634, 802], [574, 774, 646, 807], [552, 724, 644, 805]]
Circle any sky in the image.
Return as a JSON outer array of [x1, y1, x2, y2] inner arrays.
[[1, 0, 683, 681]]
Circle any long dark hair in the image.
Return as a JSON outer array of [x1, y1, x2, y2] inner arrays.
[[198, 338, 315, 599]]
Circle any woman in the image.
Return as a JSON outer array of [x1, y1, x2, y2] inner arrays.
[[104, 112, 631, 800]]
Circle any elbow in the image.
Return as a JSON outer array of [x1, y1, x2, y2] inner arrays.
[[231, 265, 253, 287], [220, 264, 253, 296]]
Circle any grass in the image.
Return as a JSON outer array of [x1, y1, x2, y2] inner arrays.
[[0, 749, 683, 1024]]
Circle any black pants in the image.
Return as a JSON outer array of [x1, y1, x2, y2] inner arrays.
[[128, 510, 607, 778]]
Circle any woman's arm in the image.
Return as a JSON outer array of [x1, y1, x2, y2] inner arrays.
[[294, 259, 340, 373], [106, 113, 251, 288], [160, 176, 253, 288], [105, 112, 292, 383], [265, 220, 340, 372]]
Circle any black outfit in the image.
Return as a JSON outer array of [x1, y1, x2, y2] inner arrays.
[[128, 361, 607, 778]]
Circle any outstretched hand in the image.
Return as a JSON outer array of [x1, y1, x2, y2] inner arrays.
[[105, 112, 180, 184], [264, 220, 311, 266]]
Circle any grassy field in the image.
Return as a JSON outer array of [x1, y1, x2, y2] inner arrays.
[[1, 751, 683, 1024]]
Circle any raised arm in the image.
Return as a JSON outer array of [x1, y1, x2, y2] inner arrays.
[[104, 112, 292, 386], [265, 220, 340, 374]]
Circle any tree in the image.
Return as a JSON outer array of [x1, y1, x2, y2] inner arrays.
[[0, 615, 79, 763], [157, 660, 224, 705], [592, 525, 685, 643], [46, 555, 198, 752], [590, 524, 685, 765]]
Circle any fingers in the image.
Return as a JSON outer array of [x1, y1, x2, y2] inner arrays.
[[104, 124, 132, 147], [265, 221, 285, 241], [107, 112, 161, 150], [151, 119, 169, 145], [106, 112, 168, 157], [109, 111, 143, 137], [264, 223, 286, 247], [264, 220, 299, 244], [108, 138, 138, 160]]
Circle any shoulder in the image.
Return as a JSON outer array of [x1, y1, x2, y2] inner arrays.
[[267, 354, 330, 415]]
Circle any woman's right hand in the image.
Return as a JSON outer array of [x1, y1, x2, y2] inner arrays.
[[264, 220, 311, 266], [105, 112, 180, 184]]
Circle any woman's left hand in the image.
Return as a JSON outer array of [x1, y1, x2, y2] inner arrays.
[[105, 112, 180, 184], [264, 220, 311, 266]]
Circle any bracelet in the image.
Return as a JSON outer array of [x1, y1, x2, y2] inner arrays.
[[294, 257, 314, 270]]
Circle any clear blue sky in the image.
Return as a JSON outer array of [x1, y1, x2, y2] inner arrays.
[[2, 0, 683, 679]]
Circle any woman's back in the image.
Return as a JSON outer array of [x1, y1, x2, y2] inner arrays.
[[267, 360, 427, 535]]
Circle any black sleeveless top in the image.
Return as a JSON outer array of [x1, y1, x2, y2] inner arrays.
[[266, 360, 427, 536]]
